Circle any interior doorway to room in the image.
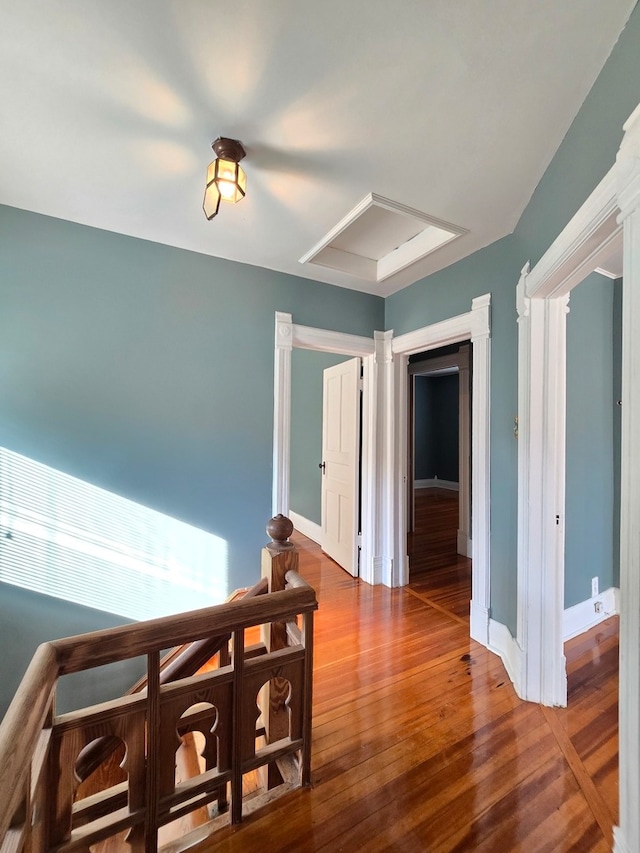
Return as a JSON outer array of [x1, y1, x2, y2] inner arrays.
[[407, 342, 472, 614], [319, 356, 361, 577], [287, 340, 367, 580], [561, 272, 621, 813]]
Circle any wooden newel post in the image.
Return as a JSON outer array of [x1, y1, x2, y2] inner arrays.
[[260, 514, 298, 787]]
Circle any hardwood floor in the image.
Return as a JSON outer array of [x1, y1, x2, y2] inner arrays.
[[193, 527, 619, 853], [408, 488, 467, 575], [408, 488, 471, 620]]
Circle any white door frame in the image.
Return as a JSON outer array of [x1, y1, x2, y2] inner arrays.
[[272, 312, 380, 584], [517, 102, 640, 853], [388, 294, 492, 645]]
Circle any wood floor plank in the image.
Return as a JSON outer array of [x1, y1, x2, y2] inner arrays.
[[541, 705, 614, 846], [191, 519, 618, 853]]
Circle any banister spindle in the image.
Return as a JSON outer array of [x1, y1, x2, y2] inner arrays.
[[260, 515, 298, 787]]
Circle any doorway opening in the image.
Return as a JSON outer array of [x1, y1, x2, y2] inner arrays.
[[407, 342, 472, 620], [273, 312, 378, 586], [389, 294, 490, 645]]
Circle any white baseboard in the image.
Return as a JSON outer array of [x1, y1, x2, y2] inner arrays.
[[457, 530, 472, 557], [414, 478, 459, 491], [470, 601, 489, 646], [488, 618, 523, 698], [381, 556, 396, 587], [613, 827, 631, 853], [289, 511, 322, 545], [563, 586, 619, 641], [371, 556, 383, 585]]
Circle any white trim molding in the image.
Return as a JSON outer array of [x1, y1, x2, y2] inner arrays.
[[273, 311, 293, 516], [288, 510, 322, 545], [389, 295, 491, 646], [378, 329, 397, 587], [469, 294, 492, 646], [516, 98, 640, 853], [524, 166, 622, 300], [488, 619, 523, 698], [516, 277, 569, 707], [563, 587, 620, 641], [291, 322, 374, 357], [414, 478, 459, 491], [613, 828, 632, 853], [615, 100, 640, 853], [272, 312, 378, 585]]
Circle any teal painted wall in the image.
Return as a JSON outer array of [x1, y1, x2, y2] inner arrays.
[[386, 2, 640, 633], [0, 205, 382, 711], [0, 582, 144, 718], [414, 377, 434, 479], [516, 5, 640, 268], [0, 204, 383, 597], [290, 349, 350, 524], [414, 375, 459, 482], [565, 273, 615, 608]]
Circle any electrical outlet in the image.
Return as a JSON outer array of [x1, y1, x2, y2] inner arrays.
[[594, 601, 603, 613], [591, 576, 599, 598]]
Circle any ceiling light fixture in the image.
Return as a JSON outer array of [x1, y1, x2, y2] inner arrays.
[[203, 137, 247, 220]]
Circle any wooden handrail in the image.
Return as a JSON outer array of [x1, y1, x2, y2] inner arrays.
[[149, 576, 269, 679], [0, 569, 316, 851], [0, 643, 58, 841], [52, 584, 315, 674], [74, 577, 269, 783], [129, 576, 269, 692]]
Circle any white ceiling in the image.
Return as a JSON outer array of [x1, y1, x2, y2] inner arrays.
[[0, 1, 635, 296]]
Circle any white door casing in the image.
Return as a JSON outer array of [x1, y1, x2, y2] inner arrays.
[[516, 282, 570, 707], [516, 167, 622, 708], [272, 313, 378, 584], [273, 298, 491, 639], [615, 102, 640, 853], [273, 306, 490, 606], [320, 358, 361, 576], [388, 295, 491, 645], [516, 99, 640, 853]]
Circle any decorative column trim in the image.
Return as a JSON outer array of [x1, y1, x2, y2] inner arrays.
[[377, 330, 396, 587], [614, 98, 640, 853], [273, 312, 293, 516], [515, 263, 531, 698], [516, 273, 569, 707], [359, 351, 378, 585], [469, 296, 491, 645]]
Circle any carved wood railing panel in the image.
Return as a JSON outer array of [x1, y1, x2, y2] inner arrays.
[[0, 568, 316, 853]]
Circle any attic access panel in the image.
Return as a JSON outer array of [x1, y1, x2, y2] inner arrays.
[[299, 193, 467, 283]]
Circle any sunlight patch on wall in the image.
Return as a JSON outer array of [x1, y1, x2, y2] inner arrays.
[[0, 447, 228, 621]]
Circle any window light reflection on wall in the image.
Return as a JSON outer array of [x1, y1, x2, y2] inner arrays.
[[0, 447, 228, 621]]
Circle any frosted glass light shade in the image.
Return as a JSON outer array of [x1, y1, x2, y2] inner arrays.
[[203, 149, 247, 219]]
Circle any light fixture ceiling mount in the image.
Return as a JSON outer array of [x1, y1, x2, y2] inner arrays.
[[203, 136, 247, 220]]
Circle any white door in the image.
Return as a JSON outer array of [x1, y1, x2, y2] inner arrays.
[[320, 357, 361, 576]]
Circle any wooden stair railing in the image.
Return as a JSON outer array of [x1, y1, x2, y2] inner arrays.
[[0, 522, 316, 853], [74, 576, 269, 784]]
